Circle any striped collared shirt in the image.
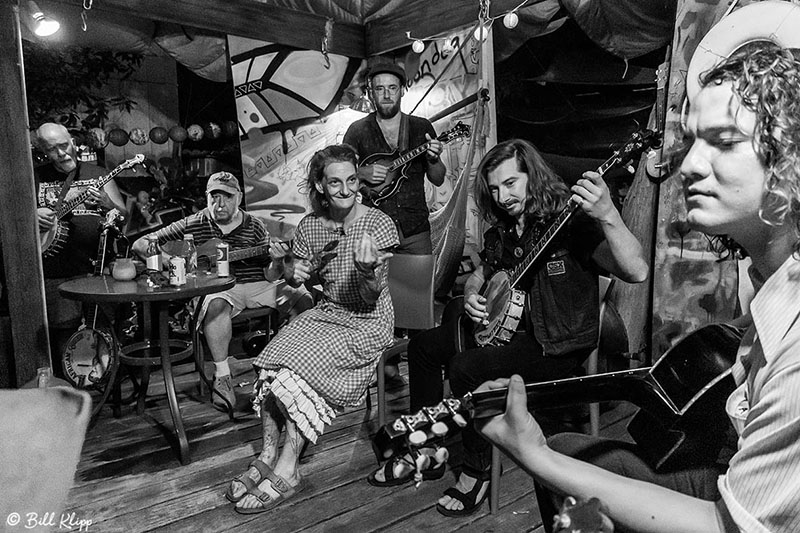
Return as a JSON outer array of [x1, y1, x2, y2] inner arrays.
[[718, 256, 800, 532]]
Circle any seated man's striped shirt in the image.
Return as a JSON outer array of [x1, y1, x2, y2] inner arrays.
[[152, 209, 270, 284]]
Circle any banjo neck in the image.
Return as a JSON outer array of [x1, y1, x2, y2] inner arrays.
[[507, 152, 620, 289]]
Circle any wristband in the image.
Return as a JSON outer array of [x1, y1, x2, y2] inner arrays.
[[426, 154, 440, 164]]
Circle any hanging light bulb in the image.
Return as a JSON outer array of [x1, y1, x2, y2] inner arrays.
[[473, 23, 490, 42], [412, 39, 425, 54], [27, 0, 60, 37], [503, 11, 519, 29]]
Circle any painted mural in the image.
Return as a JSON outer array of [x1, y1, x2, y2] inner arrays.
[[227, 27, 491, 275]]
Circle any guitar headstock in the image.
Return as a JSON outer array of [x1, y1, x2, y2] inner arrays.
[[438, 121, 471, 144], [372, 397, 467, 461]]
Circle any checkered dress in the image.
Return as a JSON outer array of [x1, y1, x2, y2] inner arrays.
[[253, 208, 398, 426]]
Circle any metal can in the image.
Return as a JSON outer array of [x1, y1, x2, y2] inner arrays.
[[216, 242, 230, 277], [168, 256, 187, 286]]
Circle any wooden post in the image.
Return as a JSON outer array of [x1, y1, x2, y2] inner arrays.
[[0, 0, 52, 386]]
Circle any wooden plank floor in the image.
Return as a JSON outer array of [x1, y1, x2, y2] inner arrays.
[[64, 357, 635, 533]]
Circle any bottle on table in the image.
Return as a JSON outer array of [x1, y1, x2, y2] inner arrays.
[[145, 235, 161, 271], [183, 233, 197, 276]]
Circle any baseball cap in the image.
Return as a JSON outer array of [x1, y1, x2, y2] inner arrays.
[[206, 171, 241, 194], [367, 58, 407, 86]]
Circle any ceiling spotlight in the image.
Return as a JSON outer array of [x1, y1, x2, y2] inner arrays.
[[412, 39, 425, 54], [28, 0, 60, 37], [503, 12, 519, 29]]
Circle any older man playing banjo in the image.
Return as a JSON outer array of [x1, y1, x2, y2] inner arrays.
[[368, 138, 648, 517]]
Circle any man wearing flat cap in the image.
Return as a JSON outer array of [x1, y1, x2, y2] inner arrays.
[[343, 58, 446, 255], [133, 171, 311, 411]]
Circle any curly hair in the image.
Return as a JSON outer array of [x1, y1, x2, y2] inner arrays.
[[473, 139, 569, 228], [306, 144, 359, 217], [697, 41, 800, 257]]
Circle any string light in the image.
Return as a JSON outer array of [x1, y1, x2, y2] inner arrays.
[[404, 0, 530, 53]]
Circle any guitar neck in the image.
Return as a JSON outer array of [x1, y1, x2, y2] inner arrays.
[[462, 367, 675, 420], [229, 244, 271, 262]]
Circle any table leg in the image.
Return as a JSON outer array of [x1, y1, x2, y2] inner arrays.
[[158, 302, 191, 464], [137, 302, 153, 415]]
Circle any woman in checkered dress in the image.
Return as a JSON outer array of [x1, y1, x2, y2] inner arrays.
[[228, 144, 399, 513]]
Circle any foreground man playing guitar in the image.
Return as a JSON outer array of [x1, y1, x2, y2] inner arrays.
[[368, 138, 648, 516], [477, 41, 800, 533], [132, 172, 311, 411]]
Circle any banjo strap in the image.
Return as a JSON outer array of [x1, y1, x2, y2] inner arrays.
[[52, 171, 77, 217]]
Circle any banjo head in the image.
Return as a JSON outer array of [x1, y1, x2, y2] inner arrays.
[[63, 328, 116, 389], [474, 271, 524, 346]]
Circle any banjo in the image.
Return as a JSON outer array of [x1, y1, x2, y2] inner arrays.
[[473, 130, 658, 347], [62, 209, 124, 390], [41, 154, 144, 258]]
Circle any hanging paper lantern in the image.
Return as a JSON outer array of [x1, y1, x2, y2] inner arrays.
[[187, 124, 204, 141], [149, 126, 169, 144], [129, 127, 149, 145], [168, 125, 188, 143], [108, 128, 129, 146], [222, 120, 238, 138], [205, 122, 222, 139], [88, 127, 108, 149]]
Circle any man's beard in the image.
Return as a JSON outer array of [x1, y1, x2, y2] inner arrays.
[[376, 100, 401, 119]]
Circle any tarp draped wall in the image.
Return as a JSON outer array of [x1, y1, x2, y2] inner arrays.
[[229, 26, 490, 292]]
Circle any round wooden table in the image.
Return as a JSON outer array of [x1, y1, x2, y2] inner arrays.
[[60, 272, 235, 464]]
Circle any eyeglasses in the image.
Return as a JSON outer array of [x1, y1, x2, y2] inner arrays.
[[372, 85, 401, 96]]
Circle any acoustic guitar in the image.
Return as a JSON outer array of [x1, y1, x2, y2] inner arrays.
[[373, 323, 742, 473], [360, 121, 470, 206], [473, 130, 659, 347], [41, 154, 144, 258]]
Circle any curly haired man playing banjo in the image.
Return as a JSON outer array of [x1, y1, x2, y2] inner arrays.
[[368, 138, 648, 516]]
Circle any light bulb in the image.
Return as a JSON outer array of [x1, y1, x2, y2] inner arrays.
[[33, 13, 60, 37], [473, 23, 490, 42], [503, 12, 519, 29], [412, 39, 425, 54]]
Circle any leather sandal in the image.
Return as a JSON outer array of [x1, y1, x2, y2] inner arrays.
[[234, 467, 306, 515], [225, 458, 270, 503], [366, 451, 446, 487], [436, 465, 491, 517]]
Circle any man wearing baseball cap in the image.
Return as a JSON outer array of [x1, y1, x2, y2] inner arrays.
[[133, 171, 311, 412], [343, 57, 446, 255]]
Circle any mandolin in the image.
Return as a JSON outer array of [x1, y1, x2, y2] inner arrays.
[[373, 323, 742, 473], [194, 237, 272, 272], [40, 154, 144, 258], [360, 121, 470, 206], [473, 130, 659, 347]]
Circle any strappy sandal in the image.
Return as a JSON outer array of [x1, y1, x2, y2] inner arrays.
[[225, 458, 270, 503], [436, 465, 491, 517], [366, 451, 446, 487], [234, 467, 306, 515]]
